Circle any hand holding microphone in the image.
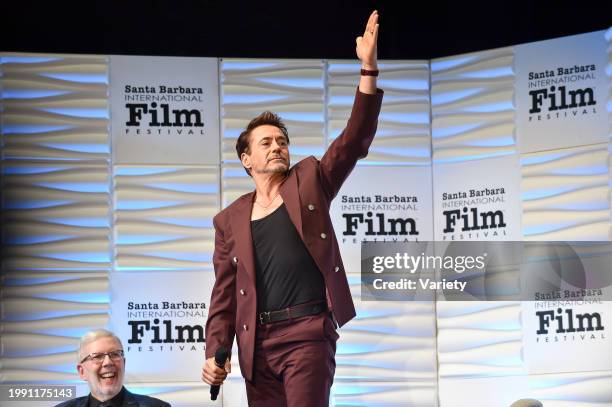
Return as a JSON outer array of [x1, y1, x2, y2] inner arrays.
[[201, 346, 230, 400]]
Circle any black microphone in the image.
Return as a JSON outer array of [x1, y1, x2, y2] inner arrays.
[[210, 346, 228, 401]]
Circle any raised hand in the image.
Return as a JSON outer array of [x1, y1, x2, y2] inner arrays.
[[355, 10, 379, 70]]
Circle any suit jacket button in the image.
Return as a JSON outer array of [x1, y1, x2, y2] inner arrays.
[[233, 256, 238, 264], [240, 289, 246, 295], [308, 204, 315, 211], [320, 233, 327, 239], [243, 324, 248, 331], [334, 266, 340, 272]]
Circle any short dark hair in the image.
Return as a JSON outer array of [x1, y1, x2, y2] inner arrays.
[[235, 111, 289, 176]]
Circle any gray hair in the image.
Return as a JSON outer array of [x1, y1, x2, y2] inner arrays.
[[77, 329, 123, 363]]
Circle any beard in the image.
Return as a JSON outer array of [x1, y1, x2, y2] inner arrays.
[[259, 166, 287, 174], [255, 158, 289, 174], [90, 376, 123, 401]]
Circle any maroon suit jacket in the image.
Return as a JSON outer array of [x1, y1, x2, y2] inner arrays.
[[205, 88, 384, 381]]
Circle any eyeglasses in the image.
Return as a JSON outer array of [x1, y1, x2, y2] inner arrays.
[[80, 350, 124, 364]]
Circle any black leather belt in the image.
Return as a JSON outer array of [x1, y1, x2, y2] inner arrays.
[[258, 301, 327, 325]]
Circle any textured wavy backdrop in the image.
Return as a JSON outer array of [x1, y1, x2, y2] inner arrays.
[[2, 30, 612, 406]]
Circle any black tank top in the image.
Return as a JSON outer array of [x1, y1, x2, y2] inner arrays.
[[251, 203, 326, 312]]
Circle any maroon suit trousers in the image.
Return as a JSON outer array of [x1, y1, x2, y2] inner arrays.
[[244, 312, 339, 407]]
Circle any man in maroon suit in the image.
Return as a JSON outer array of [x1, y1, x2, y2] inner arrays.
[[202, 10, 383, 407]]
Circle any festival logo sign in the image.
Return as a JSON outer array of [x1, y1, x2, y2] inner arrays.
[[515, 31, 608, 153], [330, 166, 433, 274], [433, 155, 522, 241], [520, 242, 612, 374], [522, 294, 611, 374], [109, 271, 215, 381], [110, 55, 220, 164]]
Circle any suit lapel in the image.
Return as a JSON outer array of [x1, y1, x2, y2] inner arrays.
[[230, 192, 257, 285], [280, 172, 303, 239], [122, 389, 138, 407]]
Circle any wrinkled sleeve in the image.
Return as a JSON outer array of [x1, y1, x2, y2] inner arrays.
[[204, 215, 236, 360], [318, 87, 383, 202]]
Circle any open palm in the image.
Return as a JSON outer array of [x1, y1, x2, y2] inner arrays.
[[355, 10, 379, 69]]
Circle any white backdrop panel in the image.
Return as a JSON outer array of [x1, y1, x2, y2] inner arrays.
[[113, 165, 219, 271], [432, 154, 523, 241], [331, 165, 434, 274], [0, 53, 110, 161], [2, 160, 111, 270], [522, 300, 612, 375], [436, 301, 524, 379], [520, 143, 609, 241], [109, 270, 214, 382], [431, 47, 516, 163], [110, 56, 220, 165], [515, 31, 608, 154]]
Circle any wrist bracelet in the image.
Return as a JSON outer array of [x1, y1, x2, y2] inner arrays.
[[360, 68, 379, 77]]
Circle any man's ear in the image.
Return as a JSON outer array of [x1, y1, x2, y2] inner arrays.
[[77, 364, 87, 381], [241, 152, 252, 171]]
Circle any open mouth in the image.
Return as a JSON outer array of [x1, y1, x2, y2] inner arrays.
[[99, 372, 117, 381]]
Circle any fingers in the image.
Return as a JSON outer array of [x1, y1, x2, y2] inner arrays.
[[366, 10, 376, 33], [201, 366, 228, 385], [372, 23, 379, 43], [356, 12, 378, 68], [202, 369, 227, 386], [201, 357, 229, 386], [364, 10, 378, 35]]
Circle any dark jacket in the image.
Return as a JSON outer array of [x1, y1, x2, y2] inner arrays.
[[55, 387, 170, 407], [205, 87, 384, 381]]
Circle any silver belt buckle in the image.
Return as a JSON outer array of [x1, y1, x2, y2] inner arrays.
[[259, 311, 270, 324]]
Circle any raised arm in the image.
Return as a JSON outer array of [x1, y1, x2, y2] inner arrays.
[[318, 10, 383, 202]]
